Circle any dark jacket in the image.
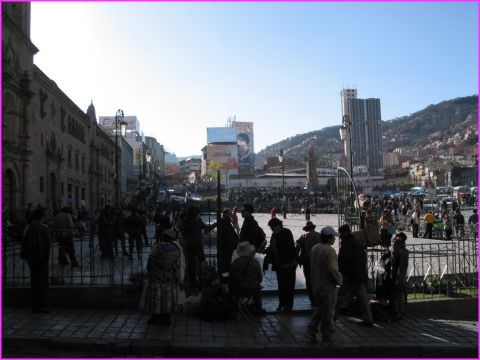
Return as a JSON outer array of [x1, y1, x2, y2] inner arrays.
[[239, 215, 260, 246], [21, 220, 51, 263], [229, 255, 263, 293], [338, 232, 368, 285], [265, 228, 296, 272], [217, 217, 239, 254]]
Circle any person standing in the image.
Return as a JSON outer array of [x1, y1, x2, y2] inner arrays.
[[180, 206, 211, 294], [295, 221, 321, 305], [126, 207, 145, 260], [264, 217, 296, 311], [336, 224, 374, 327], [468, 209, 478, 238], [304, 226, 343, 343], [21, 207, 52, 313], [378, 209, 394, 247], [423, 210, 435, 239], [410, 210, 419, 238], [239, 203, 266, 251], [231, 206, 241, 234], [53, 207, 79, 267], [216, 208, 239, 282], [305, 206, 311, 222], [390, 232, 409, 321], [141, 229, 184, 325]]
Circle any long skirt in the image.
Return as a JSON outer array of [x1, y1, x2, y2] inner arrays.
[[139, 280, 185, 314]]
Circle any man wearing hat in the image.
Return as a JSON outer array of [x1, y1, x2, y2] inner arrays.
[[229, 241, 264, 314], [305, 226, 343, 343], [295, 221, 321, 305]]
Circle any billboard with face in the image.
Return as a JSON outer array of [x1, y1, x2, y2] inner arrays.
[[233, 121, 254, 174], [206, 144, 239, 176]]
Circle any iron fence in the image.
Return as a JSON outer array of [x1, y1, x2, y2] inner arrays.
[[3, 223, 477, 299]]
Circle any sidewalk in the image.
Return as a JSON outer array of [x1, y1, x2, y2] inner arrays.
[[3, 294, 478, 358]]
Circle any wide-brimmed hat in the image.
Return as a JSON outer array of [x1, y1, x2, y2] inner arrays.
[[303, 221, 316, 231], [237, 241, 255, 257], [162, 229, 177, 240]]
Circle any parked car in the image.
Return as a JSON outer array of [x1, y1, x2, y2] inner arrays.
[[423, 199, 438, 212]]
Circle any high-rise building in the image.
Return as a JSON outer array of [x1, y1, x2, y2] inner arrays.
[[340, 89, 384, 176]]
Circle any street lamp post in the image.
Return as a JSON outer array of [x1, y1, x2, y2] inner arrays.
[[114, 109, 127, 207], [279, 148, 285, 207], [339, 114, 353, 182]]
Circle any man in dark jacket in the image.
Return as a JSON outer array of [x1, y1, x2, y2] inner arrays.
[[217, 208, 239, 282], [336, 224, 374, 327], [264, 217, 296, 311], [53, 207, 79, 267], [21, 207, 51, 313], [239, 203, 266, 251], [126, 207, 144, 259], [295, 221, 321, 305]]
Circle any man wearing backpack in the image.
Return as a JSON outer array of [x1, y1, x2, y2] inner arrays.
[[240, 203, 266, 252]]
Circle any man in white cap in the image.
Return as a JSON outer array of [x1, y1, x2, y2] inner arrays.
[[304, 226, 343, 343]]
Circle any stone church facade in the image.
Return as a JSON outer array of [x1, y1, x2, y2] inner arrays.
[[2, 3, 116, 219]]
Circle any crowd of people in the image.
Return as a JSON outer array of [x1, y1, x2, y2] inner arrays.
[[15, 191, 475, 341]]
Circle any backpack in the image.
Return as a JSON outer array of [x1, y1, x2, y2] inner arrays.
[[253, 224, 267, 252]]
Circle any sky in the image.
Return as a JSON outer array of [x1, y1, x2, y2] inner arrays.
[[30, 2, 478, 157]]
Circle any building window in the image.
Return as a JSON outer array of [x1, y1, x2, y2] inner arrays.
[[39, 176, 45, 193], [68, 148, 72, 167], [61, 182, 64, 196], [75, 152, 79, 170], [82, 155, 85, 173]]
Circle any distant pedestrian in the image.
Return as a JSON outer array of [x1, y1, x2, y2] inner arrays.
[[21, 207, 52, 313], [304, 226, 343, 343], [295, 221, 321, 305], [25, 203, 33, 224], [264, 217, 296, 312], [410, 210, 419, 238], [231, 206, 241, 234], [141, 229, 184, 325], [270, 207, 277, 219], [281, 205, 287, 219], [53, 207, 79, 267], [422, 210, 435, 239], [468, 209, 478, 238], [97, 206, 115, 259], [336, 224, 374, 327], [378, 209, 394, 247], [305, 206, 311, 221], [126, 208, 145, 259]]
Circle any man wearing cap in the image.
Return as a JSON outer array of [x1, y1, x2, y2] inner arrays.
[[337, 224, 374, 327], [295, 221, 321, 305], [229, 241, 264, 314], [305, 226, 343, 343]]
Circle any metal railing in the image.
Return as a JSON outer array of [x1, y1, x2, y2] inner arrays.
[[3, 223, 477, 299]]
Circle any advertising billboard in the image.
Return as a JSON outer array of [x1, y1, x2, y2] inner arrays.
[[206, 144, 239, 176], [233, 121, 255, 174], [207, 127, 237, 144]]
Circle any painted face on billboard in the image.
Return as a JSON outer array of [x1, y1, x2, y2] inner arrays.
[[237, 133, 253, 165]]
